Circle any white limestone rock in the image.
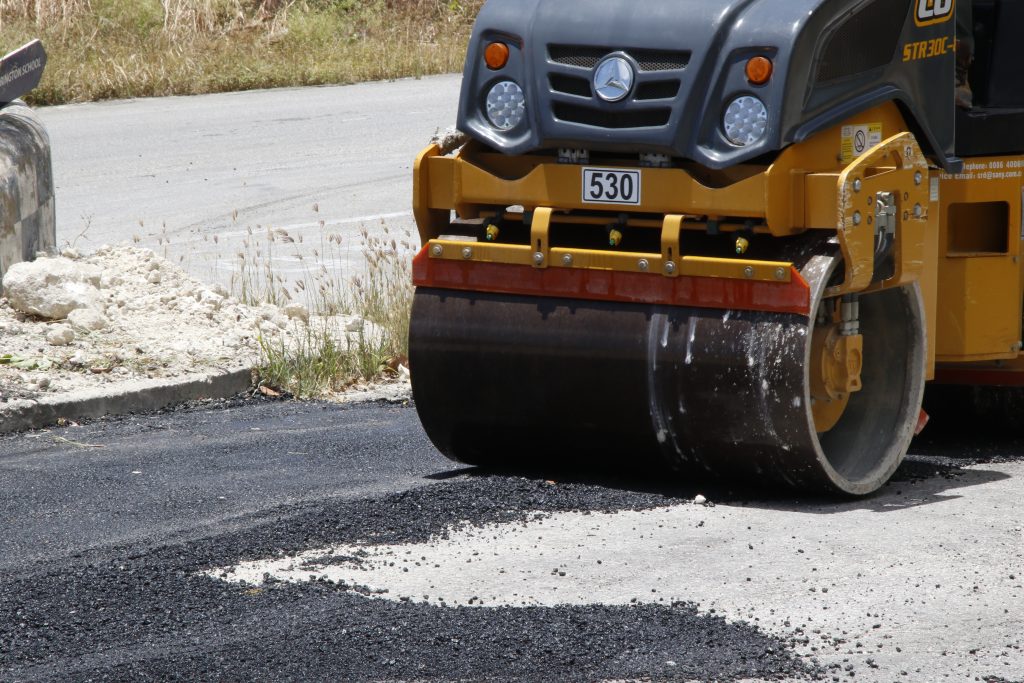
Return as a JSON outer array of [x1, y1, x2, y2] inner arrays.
[[100, 272, 123, 288], [258, 303, 280, 321], [2, 257, 102, 319], [46, 324, 75, 346], [198, 289, 224, 311], [67, 308, 109, 331]]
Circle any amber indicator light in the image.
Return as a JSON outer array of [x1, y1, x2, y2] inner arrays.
[[485, 42, 510, 70], [745, 56, 773, 85]]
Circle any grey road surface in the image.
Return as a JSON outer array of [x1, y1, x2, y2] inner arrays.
[[37, 76, 461, 289], [1, 397, 1022, 682], [0, 399, 817, 682]]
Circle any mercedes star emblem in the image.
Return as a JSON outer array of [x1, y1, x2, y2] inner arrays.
[[593, 56, 634, 103]]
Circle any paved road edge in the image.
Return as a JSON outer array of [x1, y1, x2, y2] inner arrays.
[[0, 367, 254, 434]]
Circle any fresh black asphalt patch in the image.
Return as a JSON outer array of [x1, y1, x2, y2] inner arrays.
[[2, 396, 1021, 682], [2, 474, 820, 682]]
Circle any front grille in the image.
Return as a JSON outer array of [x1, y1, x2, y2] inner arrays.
[[634, 51, 690, 72], [549, 45, 690, 72], [549, 73, 591, 98], [553, 103, 672, 129], [635, 80, 681, 101], [546, 44, 686, 130], [548, 45, 607, 69]]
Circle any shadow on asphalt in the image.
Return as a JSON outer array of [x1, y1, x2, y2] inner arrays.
[[430, 424, 1023, 516], [415, 383, 1024, 515]]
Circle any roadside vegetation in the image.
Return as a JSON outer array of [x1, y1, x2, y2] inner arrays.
[[224, 215, 416, 398], [0, 1, 444, 396], [0, 0, 481, 106]]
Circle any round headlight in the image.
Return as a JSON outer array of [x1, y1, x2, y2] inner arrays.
[[723, 96, 768, 147], [486, 81, 526, 131]]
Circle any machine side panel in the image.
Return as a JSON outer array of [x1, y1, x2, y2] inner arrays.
[[934, 155, 1024, 362]]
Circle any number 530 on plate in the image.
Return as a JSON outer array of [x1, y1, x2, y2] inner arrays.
[[582, 167, 641, 206]]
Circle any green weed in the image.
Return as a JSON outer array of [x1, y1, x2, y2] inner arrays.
[[236, 215, 416, 398]]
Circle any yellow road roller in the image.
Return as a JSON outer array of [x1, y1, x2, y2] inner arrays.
[[408, 0, 1023, 494]]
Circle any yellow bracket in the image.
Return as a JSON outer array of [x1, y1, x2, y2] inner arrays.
[[412, 143, 450, 243], [829, 132, 930, 296], [530, 207, 552, 269], [678, 256, 793, 283], [810, 326, 864, 432], [427, 236, 793, 283], [426, 240, 534, 265], [660, 214, 685, 277]]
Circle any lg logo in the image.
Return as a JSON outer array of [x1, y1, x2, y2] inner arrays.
[[916, 0, 954, 26]]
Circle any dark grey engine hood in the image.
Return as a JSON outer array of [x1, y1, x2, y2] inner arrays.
[[456, 0, 955, 171]]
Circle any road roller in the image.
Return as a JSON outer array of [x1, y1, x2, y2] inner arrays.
[[409, 0, 1024, 494]]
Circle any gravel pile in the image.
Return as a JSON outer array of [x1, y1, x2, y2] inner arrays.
[[0, 247, 405, 407]]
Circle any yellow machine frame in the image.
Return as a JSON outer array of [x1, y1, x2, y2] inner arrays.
[[414, 101, 1024, 383]]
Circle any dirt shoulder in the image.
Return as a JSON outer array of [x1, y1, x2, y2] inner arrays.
[[0, 245, 409, 431]]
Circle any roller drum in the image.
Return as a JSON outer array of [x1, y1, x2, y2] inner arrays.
[[410, 252, 926, 495]]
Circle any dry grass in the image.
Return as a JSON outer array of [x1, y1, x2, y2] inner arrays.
[[227, 214, 415, 398], [0, 0, 481, 105], [346, 231, 414, 366], [0, 0, 93, 29]]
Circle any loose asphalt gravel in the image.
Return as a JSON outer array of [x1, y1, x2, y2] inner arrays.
[[0, 395, 1022, 682]]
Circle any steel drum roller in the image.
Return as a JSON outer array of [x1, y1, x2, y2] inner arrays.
[[410, 250, 926, 495]]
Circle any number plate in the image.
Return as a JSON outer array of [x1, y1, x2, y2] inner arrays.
[[582, 168, 641, 206]]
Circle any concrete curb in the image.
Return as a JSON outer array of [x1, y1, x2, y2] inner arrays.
[[0, 367, 253, 434], [0, 100, 55, 292]]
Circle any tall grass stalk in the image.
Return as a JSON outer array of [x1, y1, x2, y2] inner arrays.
[[232, 213, 416, 398], [346, 230, 414, 365], [0, 0, 92, 30]]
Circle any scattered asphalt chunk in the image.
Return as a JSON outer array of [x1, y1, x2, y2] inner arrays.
[[181, 472, 692, 567], [14, 585, 817, 682], [0, 471, 820, 683]]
